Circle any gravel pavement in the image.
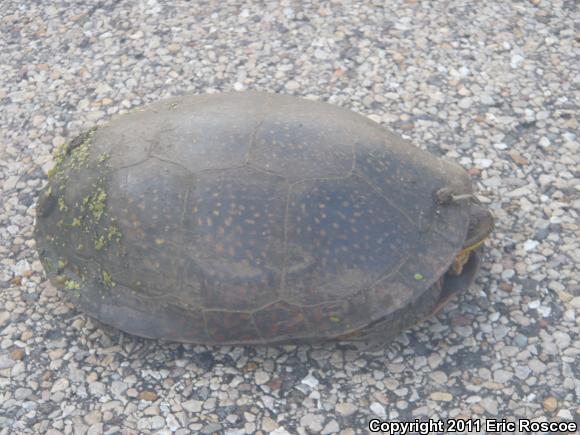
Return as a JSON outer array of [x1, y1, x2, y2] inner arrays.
[[1, 0, 578, 434]]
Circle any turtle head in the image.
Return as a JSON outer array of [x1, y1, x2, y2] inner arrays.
[[451, 200, 494, 274]]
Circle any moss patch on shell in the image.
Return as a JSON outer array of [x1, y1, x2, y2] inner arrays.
[[102, 270, 116, 287], [42, 125, 123, 290], [81, 186, 108, 223], [78, 185, 122, 251], [47, 127, 97, 180], [49, 128, 123, 253], [94, 235, 106, 251], [64, 279, 80, 290], [58, 197, 68, 213], [63, 277, 82, 299], [97, 152, 110, 164], [57, 258, 67, 271], [107, 222, 122, 242]]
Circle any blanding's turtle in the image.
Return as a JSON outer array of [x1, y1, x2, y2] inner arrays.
[[35, 92, 494, 349]]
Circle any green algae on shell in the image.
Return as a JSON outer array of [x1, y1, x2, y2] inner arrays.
[[36, 125, 124, 301], [47, 127, 97, 180]]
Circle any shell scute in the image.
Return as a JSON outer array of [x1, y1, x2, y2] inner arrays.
[[283, 175, 416, 305], [252, 301, 309, 340], [181, 166, 288, 310], [249, 109, 355, 180], [204, 310, 258, 343]]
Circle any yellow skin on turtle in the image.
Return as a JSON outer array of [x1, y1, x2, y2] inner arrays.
[[452, 203, 495, 275]]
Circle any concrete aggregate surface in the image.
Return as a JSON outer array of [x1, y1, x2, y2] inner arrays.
[[0, 0, 578, 433]]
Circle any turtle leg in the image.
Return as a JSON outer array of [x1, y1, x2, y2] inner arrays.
[[430, 250, 481, 317], [118, 332, 152, 358]]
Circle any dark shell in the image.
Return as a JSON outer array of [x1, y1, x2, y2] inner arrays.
[[35, 92, 474, 345]]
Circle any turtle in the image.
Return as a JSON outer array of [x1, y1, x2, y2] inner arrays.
[[34, 91, 494, 349]]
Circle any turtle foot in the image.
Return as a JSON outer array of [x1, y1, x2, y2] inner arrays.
[[431, 250, 481, 316]]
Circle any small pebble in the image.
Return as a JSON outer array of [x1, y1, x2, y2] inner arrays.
[[430, 392, 453, 402], [335, 403, 357, 416], [370, 402, 387, 418], [138, 391, 158, 402], [543, 396, 558, 412], [10, 348, 25, 361]]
